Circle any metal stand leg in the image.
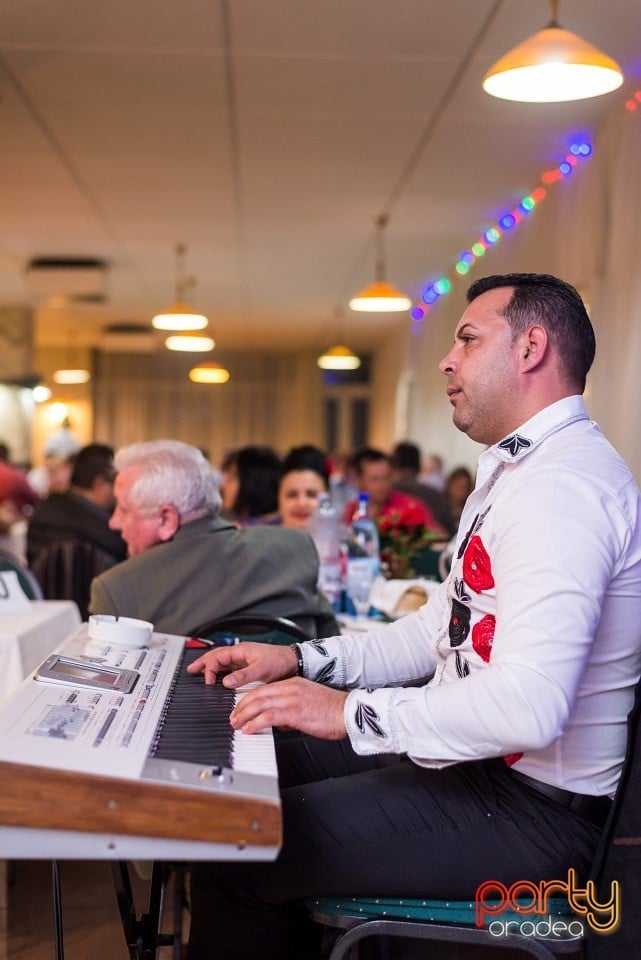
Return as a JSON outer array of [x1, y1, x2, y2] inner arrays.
[[111, 861, 176, 960], [171, 867, 188, 960], [51, 861, 65, 960]]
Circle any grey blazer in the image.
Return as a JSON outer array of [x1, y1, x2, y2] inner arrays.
[[88, 515, 337, 638]]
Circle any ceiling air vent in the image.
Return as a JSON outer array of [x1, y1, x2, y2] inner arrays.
[[25, 257, 108, 303], [100, 323, 157, 353]]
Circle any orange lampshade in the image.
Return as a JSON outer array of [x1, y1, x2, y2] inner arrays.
[[349, 280, 412, 313], [317, 345, 361, 370], [483, 22, 623, 103]]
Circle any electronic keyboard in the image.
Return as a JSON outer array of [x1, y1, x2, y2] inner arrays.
[[0, 625, 281, 861]]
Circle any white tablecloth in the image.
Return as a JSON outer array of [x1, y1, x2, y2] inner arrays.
[[0, 601, 82, 703]]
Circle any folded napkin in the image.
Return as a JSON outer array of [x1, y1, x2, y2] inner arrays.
[[369, 576, 441, 618]]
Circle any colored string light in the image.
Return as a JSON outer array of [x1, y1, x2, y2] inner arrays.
[[410, 141, 593, 321], [625, 88, 641, 111]]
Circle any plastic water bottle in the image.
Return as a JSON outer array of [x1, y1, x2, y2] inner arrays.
[[345, 493, 380, 615], [309, 493, 343, 611]]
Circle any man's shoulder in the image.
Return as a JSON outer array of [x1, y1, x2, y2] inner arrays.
[[241, 522, 307, 541], [493, 423, 641, 533], [237, 522, 315, 555], [97, 519, 313, 577], [527, 419, 636, 488], [394, 475, 447, 502], [178, 515, 310, 548], [29, 492, 75, 521], [93, 546, 152, 589]]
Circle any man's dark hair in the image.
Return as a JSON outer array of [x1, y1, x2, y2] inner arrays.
[[351, 447, 389, 475], [70, 444, 116, 490], [467, 273, 596, 392], [281, 445, 329, 485], [391, 442, 421, 474]]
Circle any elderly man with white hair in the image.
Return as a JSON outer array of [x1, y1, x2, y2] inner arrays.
[[89, 439, 337, 638]]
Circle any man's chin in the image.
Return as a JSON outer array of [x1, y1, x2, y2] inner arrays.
[[452, 411, 469, 435]]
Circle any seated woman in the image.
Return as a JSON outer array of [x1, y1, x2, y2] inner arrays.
[[278, 445, 329, 531], [219, 445, 281, 526], [444, 465, 475, 530]]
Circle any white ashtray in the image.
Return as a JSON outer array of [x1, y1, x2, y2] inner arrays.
[[87, 615, 153, 648]]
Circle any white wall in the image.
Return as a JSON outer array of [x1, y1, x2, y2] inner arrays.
[[369, 95, 641, 484]]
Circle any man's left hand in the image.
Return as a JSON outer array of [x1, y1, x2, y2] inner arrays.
[[230, 677, 348, 740]]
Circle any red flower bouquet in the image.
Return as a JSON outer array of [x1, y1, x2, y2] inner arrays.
[[376, 505, 444, 579]]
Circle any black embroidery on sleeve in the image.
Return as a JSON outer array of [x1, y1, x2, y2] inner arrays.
[[316, 659, 336, 685], [355, 702, 386, 737]]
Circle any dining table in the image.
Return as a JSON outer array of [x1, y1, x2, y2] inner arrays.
[[0, 600, 82, 705], [0, 598, 81, 958]]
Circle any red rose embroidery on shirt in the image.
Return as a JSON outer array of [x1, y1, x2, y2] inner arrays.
[[462, 535, 495, 592], [472, 614, 495, 662], [503, 753, 523, 767]]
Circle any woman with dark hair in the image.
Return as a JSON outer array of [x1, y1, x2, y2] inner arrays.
[[219, 445, 281, 526], [278, 445, 329, 531], [444, 466, 475, 529]]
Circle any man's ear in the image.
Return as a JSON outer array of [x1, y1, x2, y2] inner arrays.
[[519, 324, 548, 371], [157, 504, 181, 542]]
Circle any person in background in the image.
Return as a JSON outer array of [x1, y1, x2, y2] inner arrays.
[[0, 442, 38, 521], [219, 445, 281, 526], [27, 443, 126, 566], [343, 447, 447, 537], [0, 442, 39, 561], [327, 450, 358, 518], [419, 452, 446, 490], [27, 427, 82, 498], [89, 439, 337, 638], [278, 445, 329, 532], [391, 441, 456, 537], [444, 465, 475, 529], [185, 273, 641, 960]]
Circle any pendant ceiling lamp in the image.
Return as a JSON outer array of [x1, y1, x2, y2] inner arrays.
[[53, 334, 92, 384], [165, 333, 215, 352], [152, 243, 209, 331], [349, 215, 411, 313], [483, 0, 623, 103], [52, 368, 91, 384], [317, 345, 361, 370], [317, 307, 361, 370], [189, 361, 230, 384]]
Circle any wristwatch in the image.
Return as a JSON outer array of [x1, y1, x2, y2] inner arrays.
[[291, 643, 305, 677]]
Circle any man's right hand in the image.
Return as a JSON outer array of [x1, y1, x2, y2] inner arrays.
[[187, 641, 299, 688]]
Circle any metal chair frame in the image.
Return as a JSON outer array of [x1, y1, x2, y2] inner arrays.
[[309, 676, 641, 960], [189, 612, 313, 645], [0, 546, 43, 599], [309, 900, 584, 959]]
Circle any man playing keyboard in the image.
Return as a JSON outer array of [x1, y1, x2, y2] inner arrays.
[[187, 274, 641, 960]]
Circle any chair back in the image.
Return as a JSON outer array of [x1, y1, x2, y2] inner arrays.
[[189, 613, 311, 646], [30, 539, 117, 620], [0, 547, 43, 599], [309, 678, 641, 960], [585, 677, 641, 959]]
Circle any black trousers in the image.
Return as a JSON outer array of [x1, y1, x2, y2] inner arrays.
[[188, 735, 602, 960]]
